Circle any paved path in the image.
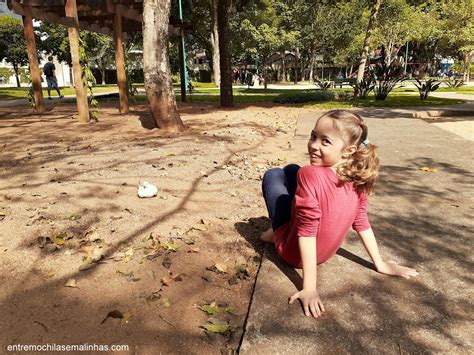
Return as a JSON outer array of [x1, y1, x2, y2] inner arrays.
[[240, 108, 473, 353]]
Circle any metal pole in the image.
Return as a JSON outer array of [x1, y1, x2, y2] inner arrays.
[[256, 52, 259, 75], [404, 42, 409, 74], [178, 0, 188, 101]]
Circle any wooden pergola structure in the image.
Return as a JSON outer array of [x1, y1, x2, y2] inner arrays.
[[8, 0, 181, 122]]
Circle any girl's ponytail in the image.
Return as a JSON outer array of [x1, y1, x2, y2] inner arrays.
[[320, 110, 380, 194], [336, 142, 379, 194]]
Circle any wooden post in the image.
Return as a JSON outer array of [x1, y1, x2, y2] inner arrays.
[[65, 0, 89, 123], [113, 14, 129, 113], [22, 10, 44, 113]]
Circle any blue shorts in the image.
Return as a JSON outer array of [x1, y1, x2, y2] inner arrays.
[[262, 164, 300, 230], [46, 76, 58, 90]]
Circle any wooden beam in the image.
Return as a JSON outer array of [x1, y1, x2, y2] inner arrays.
[[8, 0, 179, 35], [8, 1, 75, 27], [113, 14, 129, 114], [65, 0, 89, 123], [22, 10, 45, 113]]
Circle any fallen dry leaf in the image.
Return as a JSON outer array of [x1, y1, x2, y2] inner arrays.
[[161, 296, 170, 308], [101, 310, 123, 323], [162, 257, 172, 269], [215, 263, 227, 273], [161, 273, 182, 286], [145, 290, 162, 304], [37, 236, 53, 248], [420, 167, 437, 172], [200, 218, 212, 226], [65, 278, 78, 288]]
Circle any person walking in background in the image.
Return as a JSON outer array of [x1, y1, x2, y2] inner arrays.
[[43, 56, 63, 100]]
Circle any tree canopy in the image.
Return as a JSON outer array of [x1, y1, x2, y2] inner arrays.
[[0, 16, 28, 87]]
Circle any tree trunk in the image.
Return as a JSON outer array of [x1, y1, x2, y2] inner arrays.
[[464, 51, 473, 82], [217, 0, 233, 107], [143, 0, 184, 130], [68, 65, 74, 87], [355, 0, 383, 97], [281, 54, 286, 82], [101, 62, 106, 84], [263, 55, 268, 89], [13, 65, 20, 88], [293, 48, 299, 84], [210, 0, 220, 86], [309, 52, 316, 83]]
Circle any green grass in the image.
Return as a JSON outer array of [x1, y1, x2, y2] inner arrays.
[[394, 84, 474, 95], [2, 83, 466, 107], [172, 82, 217, 89], [130, 93, 463, 107], [304, 94, 463, 109], [174, 92, 463, 107], [0, 85, 119, 100], [436, 86, 474, 94]]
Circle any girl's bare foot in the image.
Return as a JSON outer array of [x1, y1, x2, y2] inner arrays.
[[259, 228, 274, 243]]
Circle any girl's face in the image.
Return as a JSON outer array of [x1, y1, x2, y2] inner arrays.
[[307, 116, 349, 167]]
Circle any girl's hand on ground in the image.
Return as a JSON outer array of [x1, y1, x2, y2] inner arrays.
[[376, 260, 419, 279], [289, 289, 325, 318]]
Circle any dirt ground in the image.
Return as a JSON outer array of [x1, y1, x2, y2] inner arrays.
[[0, 101, 305, 354]]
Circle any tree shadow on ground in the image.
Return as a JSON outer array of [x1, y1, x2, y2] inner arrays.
[[240, 147, 473, 352], [0, 105, 285, 352], [233, 217, 270, 257]]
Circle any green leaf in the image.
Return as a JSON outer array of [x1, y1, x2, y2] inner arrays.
[[162, 242, 179, 251], [66, 212, 81, 220], [53, 232, 67, 245], [224, 306, 237, 315], [198, 303, 220, 316], [202, 324, 231, 334]]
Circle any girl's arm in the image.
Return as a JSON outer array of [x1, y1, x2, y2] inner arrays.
[[357, 228, 418, 278], [288, 236, 325, 318]]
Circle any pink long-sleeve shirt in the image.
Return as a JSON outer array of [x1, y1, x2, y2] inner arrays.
[[274, 165, 371, 268]]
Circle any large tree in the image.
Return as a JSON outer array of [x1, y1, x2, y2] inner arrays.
[[0, 16, 29, 87], [81, 31, 115, 85], [355, 0, 383, 97], [143, 0, 184, 130], [217, 0, 233, 107]]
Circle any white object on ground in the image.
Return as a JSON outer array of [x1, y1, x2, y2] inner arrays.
[[137, 181, 159, 198]]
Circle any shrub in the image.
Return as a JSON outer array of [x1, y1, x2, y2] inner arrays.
[[414, 79, 441, 100], [18, 68, 30, 83], [315, 80, 333, 90], [351, 77, 375, 99], [273, 90, 335, 104], [444, 78, 465, 89], [171, 74, 180, 84], [371, 61, 407, 100], [0, 67, 14, 83], [364, 46, 407, 100]]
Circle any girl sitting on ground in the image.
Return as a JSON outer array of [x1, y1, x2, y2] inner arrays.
[[261, 109, 418, 318]]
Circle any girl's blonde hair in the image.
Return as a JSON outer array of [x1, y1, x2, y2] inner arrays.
[[320, 110, 379, 194]]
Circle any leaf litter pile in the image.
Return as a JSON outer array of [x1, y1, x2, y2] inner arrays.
[[0, 102, 300, 353]]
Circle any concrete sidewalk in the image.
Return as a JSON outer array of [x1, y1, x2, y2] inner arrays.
[[240, 108, 473, 353]]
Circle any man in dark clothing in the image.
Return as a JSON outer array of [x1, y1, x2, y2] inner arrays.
[[43, 56, 63, 99]]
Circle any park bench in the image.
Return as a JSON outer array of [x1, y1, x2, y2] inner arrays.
[[333, 78, 357, 88]]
